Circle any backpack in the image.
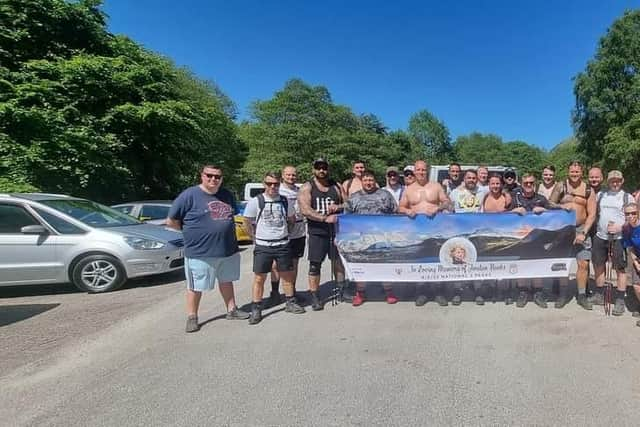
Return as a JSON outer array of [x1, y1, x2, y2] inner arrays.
[[255, 193, 289, 226]]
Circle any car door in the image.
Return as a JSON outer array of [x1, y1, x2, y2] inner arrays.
[[138, 204, 171, 224], [0, 202, 61, 285]]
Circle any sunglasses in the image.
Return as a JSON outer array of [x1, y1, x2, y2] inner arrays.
[[403, 171, 414, 177], [314, 165, 328, 171], [204, 173, 222, 180], [264, 181, 280, 187], [523, 181, 535, 185], [387, 172, 398, 177], [624, 211, 638, 216]]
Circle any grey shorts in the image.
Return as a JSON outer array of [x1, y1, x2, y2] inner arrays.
[[573, 225, 592, 261]]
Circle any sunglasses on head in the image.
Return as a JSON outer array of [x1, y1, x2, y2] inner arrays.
[[204, 173, 222, 180]]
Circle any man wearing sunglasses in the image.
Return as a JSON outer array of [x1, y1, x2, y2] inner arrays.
[[509, 173, 551, 308], [383, 166, 404, 205], [243, 172, 305, 324], [168, 165, 250, 333], [299, 158, 347, 310], [622, 202, 640, 325], [403, 165, 416, 186]]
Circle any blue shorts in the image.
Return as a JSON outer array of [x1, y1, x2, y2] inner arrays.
[[184, 253, 241, 292]]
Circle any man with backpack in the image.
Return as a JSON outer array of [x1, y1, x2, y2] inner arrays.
[[589, 170, 631, 315], [549, 161, 597, 310], [243, 172, 305, 325]]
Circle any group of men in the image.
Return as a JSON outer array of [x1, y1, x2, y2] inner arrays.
[[166, 160, 640, 333]]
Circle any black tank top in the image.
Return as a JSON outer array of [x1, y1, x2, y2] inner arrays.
[[308, 179, 341, 236]]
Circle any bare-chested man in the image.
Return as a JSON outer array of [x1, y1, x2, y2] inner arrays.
[[342, 160, 367, 197], [482, 174, 513, 304], [399, 160, 452, 306], [549, 161, 597, 310]]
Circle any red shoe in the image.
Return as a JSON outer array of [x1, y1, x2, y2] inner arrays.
[[352, 291, 365, 306], [385, 291, 398, 304]]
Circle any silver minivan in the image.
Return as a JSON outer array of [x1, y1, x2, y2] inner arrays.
[[0, 193, 184, 293]]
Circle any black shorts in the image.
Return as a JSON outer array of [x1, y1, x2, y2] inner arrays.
[[253, 244, 293, 274], [591, 236, 626, 271], [289, 236, 306, 259], [308, 233, 338, 264]]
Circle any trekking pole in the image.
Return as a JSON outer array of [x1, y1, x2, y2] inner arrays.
[[604, 234, 614, 316]]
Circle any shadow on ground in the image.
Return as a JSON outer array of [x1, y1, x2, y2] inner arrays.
[[0, 303, 60, 327]]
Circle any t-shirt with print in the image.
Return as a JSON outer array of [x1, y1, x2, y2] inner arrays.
[[168, 185, 238, 258], [595, 190, 630, 240], [243, 193, 295, 246], [279, 184, 306, 239], [622, 223, 640, 257], [345, 189, 397, 215], [450, 186, 487, 213]]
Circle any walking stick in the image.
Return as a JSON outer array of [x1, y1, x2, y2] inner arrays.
[[604, 234, 614, 316]]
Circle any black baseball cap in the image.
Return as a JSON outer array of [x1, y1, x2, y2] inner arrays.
[[504, 168, 516, 179], [313, 158, 329, 168]]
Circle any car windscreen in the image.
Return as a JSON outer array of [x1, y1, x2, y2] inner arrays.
[[39, 199, 141, 228]]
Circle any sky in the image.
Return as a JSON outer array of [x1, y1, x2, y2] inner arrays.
[[103, 0, 639, 151]]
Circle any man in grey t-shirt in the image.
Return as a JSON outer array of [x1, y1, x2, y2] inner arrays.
[[344, 170, 398, 306], [590, 170, 630, 315]]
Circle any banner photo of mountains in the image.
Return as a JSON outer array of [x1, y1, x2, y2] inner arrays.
[[335, 211, 577, 282]]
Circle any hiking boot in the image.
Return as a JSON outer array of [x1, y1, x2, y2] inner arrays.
[[632, 311, 640, 318], [385, 291, 399, 304], [285, 298, 305, 314], [533, 291, 548, 309], [475, 295, 485, 306], [516, 291, 528, 308], [415, 294, 428, 306], [340, 282, 354, 303], [352, 291, 365, 307], [248, 305, 262, 325], [555, 291, 570, 309], [310, 292, 324, 311], [576, 294, 593, 310], [637, 320, 640, 327], [185, 315, 199, 333], [612, 298, 625, 316], [268, 291, 283, 308], [435, 295, 448, 306], [451, 294, 462, 306], [226, 307, 250, 320], [589, 291, 604, 306]]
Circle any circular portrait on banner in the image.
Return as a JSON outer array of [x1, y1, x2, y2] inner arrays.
[[439, 237, 477, 266]]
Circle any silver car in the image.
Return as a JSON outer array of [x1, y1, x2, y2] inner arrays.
[[0, 193, 184, 293], [111, 200, 172, 225]]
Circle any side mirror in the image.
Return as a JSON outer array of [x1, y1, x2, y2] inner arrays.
[[21, 225, 49, 234]]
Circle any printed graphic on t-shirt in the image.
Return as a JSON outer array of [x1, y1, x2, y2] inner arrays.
[[208, 200, 233, 220], [314, 197, 335, 215], [261, 203, 286, 228]]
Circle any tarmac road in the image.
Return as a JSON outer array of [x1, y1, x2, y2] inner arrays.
[[1, 246, 640, 426]]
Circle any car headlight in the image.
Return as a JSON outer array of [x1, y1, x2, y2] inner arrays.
[[123, 236, 166, 250]]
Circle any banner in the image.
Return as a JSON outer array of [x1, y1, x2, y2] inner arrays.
[[335, 211, 576, 282]]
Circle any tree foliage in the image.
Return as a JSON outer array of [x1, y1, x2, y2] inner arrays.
[[408, 110, 452, 163], [546, 137, 583, 179], [453, 132, 547, 176], [240, 79, 423, 184], [573, 9, 640, 185], [0, 0, 244, 202]]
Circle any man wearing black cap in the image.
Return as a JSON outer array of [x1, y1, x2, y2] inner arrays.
[[503, 168, 519, 192], [298, 158, 347, 310]]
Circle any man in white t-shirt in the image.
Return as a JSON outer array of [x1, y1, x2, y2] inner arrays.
[[269, 165, 306, 305], [382, 166, 404, 205], [590, 170, 630, 315], [243, 171, 305, 324]]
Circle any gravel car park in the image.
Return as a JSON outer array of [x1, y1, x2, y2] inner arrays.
[[0, 193, 185, 293]]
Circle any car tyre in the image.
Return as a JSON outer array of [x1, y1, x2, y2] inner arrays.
[[71, 254, 127, 293]]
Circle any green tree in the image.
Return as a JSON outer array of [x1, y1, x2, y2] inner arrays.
[[0, 0, 243, 202], [573, 10, 640, 186], [407, 110, 452, 163], [546, 137, 583, 179]]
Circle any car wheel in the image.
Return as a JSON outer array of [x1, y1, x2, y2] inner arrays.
[[71, 254, 127, 293]]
